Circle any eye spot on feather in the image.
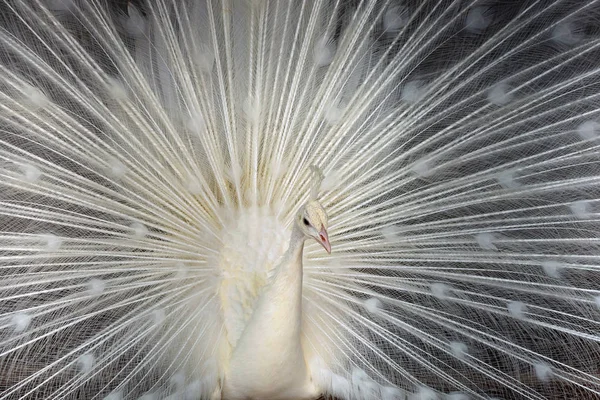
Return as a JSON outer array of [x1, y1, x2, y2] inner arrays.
[[107, 157, 127, 179], [487, 82, 512, 105], [174, 262, 188, 280], [20, 164, 42, 183], [324, 103, 344, 125], [570, 200, 590, 218], [450, 341, 468, 360], [381, 226, 400, 243], [466, 6, 491, 33], [11, 312, 32, 333], [39, 233, 62, 251], [577, 120, 599, 140], [107, 77, 127, 100], [431, 283, 452, 300], [534, 362, 553, 382], [122, 4, 146, 37], [475, 232, 497, 250], [87, 279, 106, 297], [22, 83, 49, 109], [151, 308, 166, 326], [313, 36, 336, 66], [77, 352, 95, 374], [401, 80, 426, 103], [552, 22, 581, 46], [507, 301, 526, 319], [185, 177, 203, 194], [384, 6, 407, 32], [497, 170, 520, 189], [130, 222, 148, 239], [411, 158, 432, 178], [541, 260, 562, 278], [186, 112, 206, 134], [364, 297, 382, 315]]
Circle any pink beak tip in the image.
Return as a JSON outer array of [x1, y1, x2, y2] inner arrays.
[[319, 227, 331, 254]]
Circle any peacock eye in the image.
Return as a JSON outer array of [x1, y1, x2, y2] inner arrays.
[[303, 217, 310, 226]]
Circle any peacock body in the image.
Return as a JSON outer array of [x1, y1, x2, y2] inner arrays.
[[1, 0, 600, 399]]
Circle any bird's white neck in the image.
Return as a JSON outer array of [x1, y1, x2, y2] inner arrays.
[[241, 221, 306, 346], [222, 222, 317, 399], [263, 221, 306, 325]]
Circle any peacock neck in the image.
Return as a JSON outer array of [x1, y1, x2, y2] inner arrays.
[[257, 220, 306, 331], [286, 221, 307, 264], [229, 219, 308, 351], [223, 220, 314, 398]]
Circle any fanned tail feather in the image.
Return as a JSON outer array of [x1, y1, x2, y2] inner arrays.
[[0, 1, 599, 399]]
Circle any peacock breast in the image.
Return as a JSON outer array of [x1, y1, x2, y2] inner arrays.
[[216, 206, 290, 348]]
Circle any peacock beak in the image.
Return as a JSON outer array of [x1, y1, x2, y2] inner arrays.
[[318, 227, 331, 254]]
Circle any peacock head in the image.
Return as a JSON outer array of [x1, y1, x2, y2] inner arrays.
[[298, 200, 331, 253]]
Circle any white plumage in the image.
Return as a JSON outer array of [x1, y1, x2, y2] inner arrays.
[[222, 200, 330, 400], [0, 1, 599, 399]]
